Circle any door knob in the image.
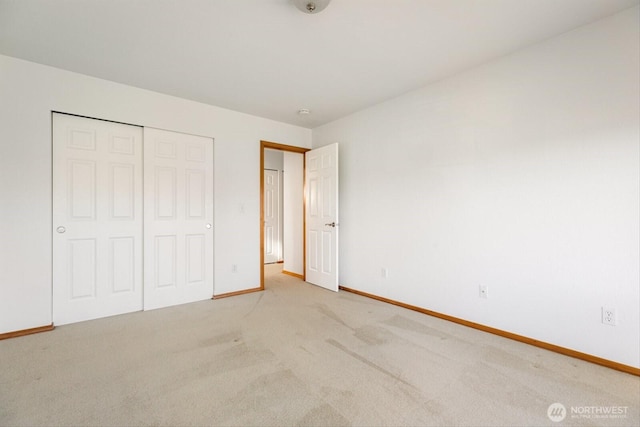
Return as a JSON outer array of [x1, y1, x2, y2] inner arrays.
[[56, 226, 66, 234], [206, 223, 212, 229], [325, 222, 336, 227]]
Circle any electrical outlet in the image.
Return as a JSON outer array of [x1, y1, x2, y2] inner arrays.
[[479, 285, 488, 299], [381, 268, 388, 279], [602, 307, 616, 326]]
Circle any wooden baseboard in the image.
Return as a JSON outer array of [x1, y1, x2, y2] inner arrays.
[[0, 323, 55, 340], [339, 286, 639, 376], [212, 287, 263, 300], [282, 270, 304, 280]]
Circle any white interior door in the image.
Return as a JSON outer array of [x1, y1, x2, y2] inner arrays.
[[143, 128, 214, 310], [305, 143, 339, 291], [53, 113, 143, 325], [264, 169, 280, 264]]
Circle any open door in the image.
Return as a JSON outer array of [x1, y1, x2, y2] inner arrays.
[[263, 168, 281, 264], [305, 143, 339, 291]]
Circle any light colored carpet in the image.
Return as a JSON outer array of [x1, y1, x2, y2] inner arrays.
[[1, 264, 638, 426]]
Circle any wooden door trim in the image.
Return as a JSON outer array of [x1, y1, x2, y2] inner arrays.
[[260, 141, 310, 289]]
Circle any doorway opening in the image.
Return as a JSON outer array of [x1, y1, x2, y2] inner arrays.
[[260, 141, 309, 289]]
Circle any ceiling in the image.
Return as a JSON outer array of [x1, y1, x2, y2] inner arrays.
[[1, 0, 638, 128]]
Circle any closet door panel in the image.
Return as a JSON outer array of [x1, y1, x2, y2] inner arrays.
[[144, 128, 214, 310], [53, 113, 143, 325]]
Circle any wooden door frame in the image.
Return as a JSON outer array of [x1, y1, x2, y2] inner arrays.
[[260, 140, 310, 289]]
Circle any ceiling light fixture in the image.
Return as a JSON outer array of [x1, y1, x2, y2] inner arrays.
[[298, 108, 311, 115], [293, 0, 331, 14]]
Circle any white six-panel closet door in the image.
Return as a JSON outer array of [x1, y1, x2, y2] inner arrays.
[[52, 113, 144, 325], [143, 128, 214, 310]]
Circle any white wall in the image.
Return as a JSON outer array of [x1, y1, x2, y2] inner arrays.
[[283, 152, 304, 275], [0, 54, 311, 334], [264, 149, 284, 170], [313, 7, 640, 368]]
